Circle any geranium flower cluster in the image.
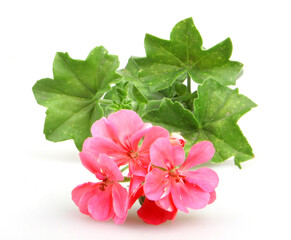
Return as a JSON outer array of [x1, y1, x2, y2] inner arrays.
[[72, 110, 219, 225]]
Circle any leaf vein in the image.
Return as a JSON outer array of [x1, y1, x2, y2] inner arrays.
[[147, 36, 186, 67], [46, 102, 95, 138], [59, 55, 94, 97]]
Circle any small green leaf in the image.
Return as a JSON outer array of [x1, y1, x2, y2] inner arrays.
[[116, 87, 127, 100], [118, 57, 141, 85], [134, 17, 243, 91], [143, 79, 256, 167], [175, 82, 187, 96], [103, 80, 134, 113], [131, 84, 148, 104], [32, 46, 121, 150]]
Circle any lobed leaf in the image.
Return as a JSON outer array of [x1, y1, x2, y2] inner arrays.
[[33, 46, 121, 150], [133, 17, 243, 91], [143, 79, 256, 167]]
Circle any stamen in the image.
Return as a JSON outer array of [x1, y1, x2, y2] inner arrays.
[[128, 151, 139, 159], [99, 182, 107, 191]]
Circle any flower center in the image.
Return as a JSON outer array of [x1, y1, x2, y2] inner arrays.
[[128, 151, 139, 159], [99, 182, 107, 191], [169, 169, 185, 183]]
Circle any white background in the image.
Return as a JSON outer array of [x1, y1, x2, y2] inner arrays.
[[1, 0, 290, 239]]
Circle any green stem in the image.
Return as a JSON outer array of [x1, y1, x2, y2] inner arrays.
[[120, 165, 129, 172], [120, 177, 131, 183], [187, 72, 191, 93]]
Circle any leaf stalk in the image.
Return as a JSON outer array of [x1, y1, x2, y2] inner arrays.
[[187, 72, 191, 93]]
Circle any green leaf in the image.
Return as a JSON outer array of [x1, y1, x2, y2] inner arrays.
[[143, 79, 256, 167], [175, 82, 188, 96], [131, 84, 148, 104], [120, 57, 179, 101], [32, 46, 121, 150], [144, 98, 200, 132], [134, 17, 243, 91], [118, 57, 141, 85]]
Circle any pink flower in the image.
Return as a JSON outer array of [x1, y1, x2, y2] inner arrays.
[[127, 178, 178, 225], [72, 153, 128, 224], [169, 132, 186, 147], [82, 110, 169, 177], [144, 138, 219, 213], [137, 198, 178, 225]]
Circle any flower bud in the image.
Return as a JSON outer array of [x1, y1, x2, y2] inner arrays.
[[169, 133, 186, 147]]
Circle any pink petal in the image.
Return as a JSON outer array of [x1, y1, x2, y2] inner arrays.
[[171, 181, 210, 212], [113, 214, 127, 224], [83, 137, 127, 160], [128, 176, 144, 209], [129, 175, 145, 194], [138, 152, 151, 166], [129, 157, 148, 177], [113, 157, 130, 167], [149, 137, 174, 170], [172, 145, 185, 167], [143, 122, 153, 129], [79, 152, 105, 180], [128, 152, 151, 177], [91, 117, 119, 143], [108, 110, 144, 147], [138, 126, 169, 153], [137, 198, 177, 225], [144, 168, 170, 201], [78, 188, 98, 215], [180, 141, 215, 170], [155, 194, 176, 212], [170, 181, 188, 213], [71, 182, 97, 206], [129, 176, 145, 196], [98, 154, 124, 182], [82, 137, 99, 158], [130, 127, 152, 152], [183, 168, 219, 192], [208, 191, 216, 204], [87, 186, 114, 221], [128, 184, 144, 209], [112, 183, 128, 218], [182, 184, 210, 210]]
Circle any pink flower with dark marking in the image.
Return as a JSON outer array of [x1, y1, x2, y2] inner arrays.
[[144, 138, 219, 213], [82, 110, 169, 177], [72, 153, 128, 224]]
